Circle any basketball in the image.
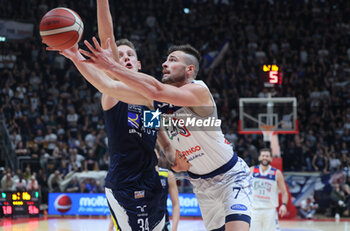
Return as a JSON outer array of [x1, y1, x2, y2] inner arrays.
[[39, 7, 84, 50]]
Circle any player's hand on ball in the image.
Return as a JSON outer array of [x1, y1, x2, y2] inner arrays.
[[172, 150, 191, 172], [79, 37, 116, 71]]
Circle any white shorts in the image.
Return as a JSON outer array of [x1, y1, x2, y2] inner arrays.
[[189, 157, 252, 230], [250, 208, 280, 231]]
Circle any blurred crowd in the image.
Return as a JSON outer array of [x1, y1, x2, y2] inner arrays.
[[0, 0, 350, 216]]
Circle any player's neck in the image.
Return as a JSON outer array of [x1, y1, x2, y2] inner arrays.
[[259, 164, 270, 172]]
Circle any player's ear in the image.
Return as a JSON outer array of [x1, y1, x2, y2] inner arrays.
[[186, 64, 195, 76], [137, 61, 141, 70]]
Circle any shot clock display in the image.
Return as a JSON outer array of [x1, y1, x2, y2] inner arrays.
[[0, 191, 40, 217], [261, 64, 282, 87]]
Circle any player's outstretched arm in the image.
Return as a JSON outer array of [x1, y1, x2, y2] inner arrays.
[[80, 38, 212, 107], [97, 0, 118, 60], [277, 170, 288, 217], [168, 171, 180, 231], [47, 45, 150, 106]]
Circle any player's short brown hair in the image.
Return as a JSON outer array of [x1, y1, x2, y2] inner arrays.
[[168, 44, 201, 76], [259, 148, 272, 156], [168, 44, 201, 63], [116, 38, 136, 51]]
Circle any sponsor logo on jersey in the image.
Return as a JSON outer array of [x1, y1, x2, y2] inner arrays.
[[128, 112, 140, 128], [253, 181, 272, 192], [180, 145, 201, 157], [136, 205, 147, 212], [134, 190, 145, 199], [230, 204, 247, 211], [160, 179, 167, 187]]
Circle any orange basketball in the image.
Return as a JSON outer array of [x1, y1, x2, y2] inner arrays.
[[39, 7, 84, 50]]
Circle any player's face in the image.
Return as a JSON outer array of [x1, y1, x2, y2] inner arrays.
[[118, 45, 141, 72], [259, 151, 272, 166], [161, 51, 188, 84]]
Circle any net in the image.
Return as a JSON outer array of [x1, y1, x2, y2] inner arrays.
[[260, 125, 275, 142]]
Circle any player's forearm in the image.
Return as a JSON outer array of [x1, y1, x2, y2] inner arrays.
[[282, 192, 288, 205], [157, 130, 175, 165], [107, 64, 162, 100], [97, 0, 114, 43], [72, 57, 116, 95], [171, 203, 180, 231], [97, 0, 119, 61]]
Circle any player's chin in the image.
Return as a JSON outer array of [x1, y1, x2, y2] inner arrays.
[[161, 75, 172, 84]]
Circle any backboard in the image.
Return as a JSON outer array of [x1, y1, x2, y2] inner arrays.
[[238, 97, 298, 135]]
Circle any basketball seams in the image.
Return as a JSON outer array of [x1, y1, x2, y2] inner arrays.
[[40, 21, 81, 36], [40, 15, 75, 31], [55, 32, 79, 50], [62, 8, 84, 43]]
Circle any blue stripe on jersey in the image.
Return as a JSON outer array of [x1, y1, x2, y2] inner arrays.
[[187, 154, 238, 179], [104, 102, 159, 189], [252, 166, 277, 181]]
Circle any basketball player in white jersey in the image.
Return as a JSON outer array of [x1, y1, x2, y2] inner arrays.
[[79, 38, 252, 231], [250, 148, 288, 231]]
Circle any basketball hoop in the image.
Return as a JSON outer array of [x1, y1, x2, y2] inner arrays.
[[260, 125, 275, 142]]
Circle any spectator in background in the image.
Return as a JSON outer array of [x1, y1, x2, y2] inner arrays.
[[44, 127, 57, 154], [330, 184, 348, 218], [65, 177, 80, 193], [84, 149, 99, 171], [84, 129, 97, 149], [14, 174, 27, 191], [23, 166, 32, 181], [14, 141, 29, 156], [312, 148, 329, 174], [328, 152, 341, 173], [299, 196, 319, 219], [27, 174, 39, 191], [48, 170, 63, 192], [1, 172, 15, 190]]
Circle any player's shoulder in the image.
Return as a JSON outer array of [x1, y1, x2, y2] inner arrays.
[[180, 80, 208, 90]]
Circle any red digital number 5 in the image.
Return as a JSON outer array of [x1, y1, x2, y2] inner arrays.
[[269, 71, 278, 83]]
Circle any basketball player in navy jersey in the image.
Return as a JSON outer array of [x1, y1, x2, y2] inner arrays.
[[46, 0, 176, 229], [78, 38, 252, 230]]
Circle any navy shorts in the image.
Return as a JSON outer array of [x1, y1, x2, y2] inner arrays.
[[105, 181, 165, 231]]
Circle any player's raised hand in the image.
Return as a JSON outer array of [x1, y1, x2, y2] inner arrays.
[[79, 37, 117, 71], [172, 150, 191, 172]]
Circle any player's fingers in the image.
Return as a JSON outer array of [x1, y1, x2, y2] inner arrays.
[[79, 49, 94, 59], [92, 37, 102, 52], [84, 40, 97, 54], [81, 59, 94, 64]]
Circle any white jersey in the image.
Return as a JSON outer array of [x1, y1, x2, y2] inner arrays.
[[251, 165, 279, 209], [154, 80, 234, 175]]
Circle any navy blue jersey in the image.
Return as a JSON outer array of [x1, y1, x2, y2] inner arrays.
[[104, 102, 159, 189]]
